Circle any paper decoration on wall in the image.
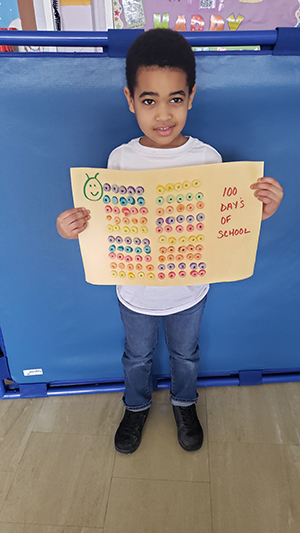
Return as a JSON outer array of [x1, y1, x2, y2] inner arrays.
[[70, 162, 263, 286], [113, 1, 124, 29], [296, 0, 300, 26], [60, 1, 91, 5], [0, 0, 19, 29], [114, 0, 300, 31], [121, 0, 145, 28]]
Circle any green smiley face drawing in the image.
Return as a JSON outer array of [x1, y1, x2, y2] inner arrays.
[[83, 173, 103, 201]]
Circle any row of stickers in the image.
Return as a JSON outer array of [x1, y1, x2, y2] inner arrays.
[[113, 0, 300, 32]]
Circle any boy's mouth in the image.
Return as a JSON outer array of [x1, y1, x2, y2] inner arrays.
[[155, 125, 174, 136]]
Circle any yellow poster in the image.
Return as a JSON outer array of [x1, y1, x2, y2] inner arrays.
[[70, 161, 263, 286], [60, 0, 91, 6]]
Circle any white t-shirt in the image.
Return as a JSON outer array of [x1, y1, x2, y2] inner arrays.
[[107, 137, 222, 315]]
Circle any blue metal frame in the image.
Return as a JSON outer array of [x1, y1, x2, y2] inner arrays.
[[0, 28, 279, 51], [1, 338, 300, 400], [1, 328, 300, 398], [0, 28, 299, 56], [1, 27, 300, 399]]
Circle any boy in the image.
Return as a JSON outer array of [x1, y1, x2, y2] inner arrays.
[[57, 29, 283, 454]]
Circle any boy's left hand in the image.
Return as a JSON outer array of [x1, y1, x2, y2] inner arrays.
[[250, 177, 283, 220]]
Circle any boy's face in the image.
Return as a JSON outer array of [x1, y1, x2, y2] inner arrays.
[[124, 66, 196, 149]]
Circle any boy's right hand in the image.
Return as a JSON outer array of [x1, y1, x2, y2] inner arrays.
[[56, 207, 91, 239]]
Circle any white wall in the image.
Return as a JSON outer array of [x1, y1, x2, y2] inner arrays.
[[59, 0, 113, 31], [34, 0, 113, 52]]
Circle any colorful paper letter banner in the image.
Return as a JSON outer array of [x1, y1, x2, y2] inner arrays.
[[113, 0, 300, 32], [70, 161, 263, 286]]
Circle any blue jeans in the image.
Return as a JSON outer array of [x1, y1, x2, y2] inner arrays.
[[118, 296, 207, 411]]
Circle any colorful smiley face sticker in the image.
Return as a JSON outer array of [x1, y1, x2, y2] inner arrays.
[[83, 173, 103, 201]]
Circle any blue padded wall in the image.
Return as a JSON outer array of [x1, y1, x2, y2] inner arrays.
[[0, 37, 300, 395]]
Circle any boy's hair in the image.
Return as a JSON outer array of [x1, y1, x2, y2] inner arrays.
[[126, 29, 196, 96]]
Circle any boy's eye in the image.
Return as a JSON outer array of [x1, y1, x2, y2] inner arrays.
[[143, 99, 155, 106], [171, 97, 183, 104]]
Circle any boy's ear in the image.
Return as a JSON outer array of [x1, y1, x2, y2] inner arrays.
[[188, 84, 196, 110], [124, 87, 136, 114]]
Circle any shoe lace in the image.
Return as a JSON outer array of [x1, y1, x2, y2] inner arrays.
[[121, 410, 146, 436], [180, 406, 198, 428]]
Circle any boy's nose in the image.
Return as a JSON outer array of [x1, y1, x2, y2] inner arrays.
[[155, 104, 172, 121]]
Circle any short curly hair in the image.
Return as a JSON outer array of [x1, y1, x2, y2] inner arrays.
[[126, 29, 196, 97]]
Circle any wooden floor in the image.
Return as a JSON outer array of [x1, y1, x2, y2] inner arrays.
[[0, 382, 300, 533]]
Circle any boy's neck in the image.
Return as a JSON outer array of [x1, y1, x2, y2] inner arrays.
[[138, 134, 189, 149]]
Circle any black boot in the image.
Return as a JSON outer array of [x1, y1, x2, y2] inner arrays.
[[114, 408, 150, 454], [172, 404, 203, 451]]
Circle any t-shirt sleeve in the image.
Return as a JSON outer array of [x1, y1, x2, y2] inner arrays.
[[204, 144, 222, 164], [107, 146, 121, 170]]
